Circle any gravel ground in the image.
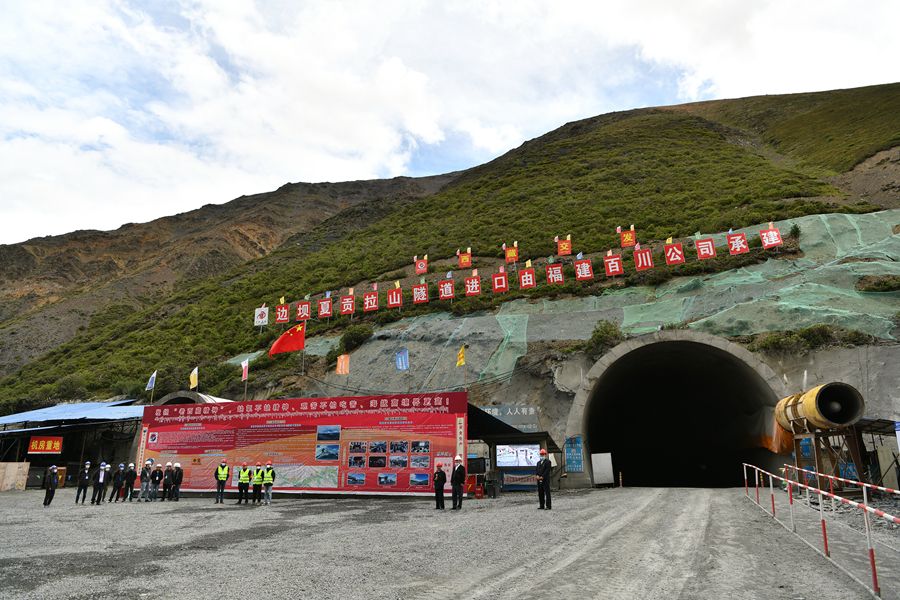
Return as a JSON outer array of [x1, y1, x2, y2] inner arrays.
[[0, 487, 871, 600]]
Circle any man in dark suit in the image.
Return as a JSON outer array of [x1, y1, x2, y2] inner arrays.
[[535, 448, 552, 510], [433, 462, 447, 509], [450, 455, 466, 510], [43, 465, 59, 507], [75, 461, 91, 504]]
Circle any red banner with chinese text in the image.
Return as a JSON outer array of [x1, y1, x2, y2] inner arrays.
[[140, 393, 468, 495], [28, 436, 63, 454]]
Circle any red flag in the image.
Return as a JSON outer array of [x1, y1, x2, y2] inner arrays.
[[269, 323, 306, 357]]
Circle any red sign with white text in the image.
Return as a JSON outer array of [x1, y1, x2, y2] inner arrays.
[[438, 280, 455, 300], [28, 436, 63, 454], [759, 228, 783, 249], [295, 302, 311, 321], [275, 304, 290, 324], [695, 238, 717, 260], [340, 295, 355, 315], [574, 259, 593, 281], [518, 268, 536, 289], [318, 298, 333, 318], [412, 284, 429, 304], [726, 233, 749, 255], [362, 292, 379, 312], [387, 288, 403, 308], [140, 393, 468, 495], [546, 263, 564, 284], [604, 255, 624, 277], [492, 272, 508, 293], [464, 276, 481, 296], [664, 243, 685, 266]]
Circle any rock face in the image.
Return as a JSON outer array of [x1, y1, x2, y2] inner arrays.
[[0, 174, 456, 375]]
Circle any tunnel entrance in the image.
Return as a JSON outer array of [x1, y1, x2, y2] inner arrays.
[[585, 340, 780, 487]]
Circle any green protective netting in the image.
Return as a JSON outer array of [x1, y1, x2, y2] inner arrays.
[[497, 210, 900, 340], [479, 314, 529, 380]]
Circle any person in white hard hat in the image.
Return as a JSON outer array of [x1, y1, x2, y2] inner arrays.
[[124, 463, 137, 501], [450, 455, 466, 510], [140, 460, 153, 502], [43, 465, 59, 507], [108, 463, 126, 502], [535, 448, 552, 510], [91, 462, 109, 505], [171, 462, 183, 501]]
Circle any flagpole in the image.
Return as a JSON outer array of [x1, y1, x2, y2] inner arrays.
[[243, 379, 248, 402], [301, 350, 305, 376], [149, 386, 155, 405]]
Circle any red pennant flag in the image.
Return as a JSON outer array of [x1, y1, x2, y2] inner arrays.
[[269, 323, 306, 357]]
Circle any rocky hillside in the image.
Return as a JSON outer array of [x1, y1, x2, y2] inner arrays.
[[0, 175, 455, 376], [0, 82, 897, 413]]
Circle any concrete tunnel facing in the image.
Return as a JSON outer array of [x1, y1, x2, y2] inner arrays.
[[584, 339, 783, 487]]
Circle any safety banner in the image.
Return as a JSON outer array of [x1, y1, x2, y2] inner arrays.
[[140, 392, 468, 495], [27, 436, 63, 454]]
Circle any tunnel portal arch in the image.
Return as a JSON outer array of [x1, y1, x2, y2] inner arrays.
[[565, 331, 788, 487]]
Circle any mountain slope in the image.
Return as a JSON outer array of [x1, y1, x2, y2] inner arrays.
[[1, 82, 897, 412]]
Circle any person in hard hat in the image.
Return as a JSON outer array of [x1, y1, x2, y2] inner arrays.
[[43, 465, 59, 507], [108, 463, 126, 502], [161, 462, 174, 501], [150, 464, 163, 501], [214, 460, 229, 504], [171, 463, 183, 501], [433, 462, 447, 510], [75, 461, 92, 505], [139, 460, 153, 502], [535, 448, 552, 510], [450, 455, 466, 510], [236, 462, 252, 505], [124, 463, 137, 501], [91, 462, 109, 505], [251, 462, 263, 504], [261, 461, 276, 505]]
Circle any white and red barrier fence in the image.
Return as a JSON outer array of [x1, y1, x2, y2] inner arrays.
[[743, 463, 900, 598]]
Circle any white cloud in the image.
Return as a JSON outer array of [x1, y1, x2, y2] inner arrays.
[[0, 0, 898, 244]]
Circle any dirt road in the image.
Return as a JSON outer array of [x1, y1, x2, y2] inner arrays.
[[0, 487, 869, 599]]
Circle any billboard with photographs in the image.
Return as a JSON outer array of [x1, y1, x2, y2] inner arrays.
[[139, 392, 467, 495]]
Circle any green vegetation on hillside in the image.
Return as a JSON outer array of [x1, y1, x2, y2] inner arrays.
[[675, 82, 900, 172], [1, 83, 895, 413]]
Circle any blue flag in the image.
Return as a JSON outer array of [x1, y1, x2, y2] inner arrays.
[[145, 370, 157, 391], [576, 252, 584, 260], [395, 348, 410, 371]]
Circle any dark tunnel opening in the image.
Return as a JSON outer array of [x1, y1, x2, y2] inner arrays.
[[586, 341, 781, 487]]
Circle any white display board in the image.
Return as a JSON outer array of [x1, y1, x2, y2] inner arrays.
[[591, 453, 614, 485]]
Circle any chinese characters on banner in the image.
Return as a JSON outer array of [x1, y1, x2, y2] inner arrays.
[[412, 283, 429, 304], [296, 301, 311, 321], [275, 304, 290, 324], [546, 263, 564, 284], [604, 254, 623, 277], [257, 224, 785, 325], [362, 292, 378, 312], [664, 243, 685, 266], [318, 298, 333, 318], [28, 436, 63, 454], [387, 288, 403, 308], [695, 238, 717, 260], [340, 295, 355, 315], [574, 259, 594, 280], [634, 248, 654, 271], [518, 268, 536, 289], [438, 280, 454, 300], [726, 233, 749, 255], [464, 276, 481, 296], [141, 393, 468, 495], [492, 272, 508, 293]]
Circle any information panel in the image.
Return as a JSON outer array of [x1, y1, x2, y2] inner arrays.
[[140, 392, 467, 495]]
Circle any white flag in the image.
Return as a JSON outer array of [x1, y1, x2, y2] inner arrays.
[[145, 370, 157, 391]]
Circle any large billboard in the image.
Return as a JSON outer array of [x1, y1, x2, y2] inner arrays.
[[139, 392, 467, 495]]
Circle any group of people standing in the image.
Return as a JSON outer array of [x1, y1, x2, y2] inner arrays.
[[214, 459, 276, 505], [433, 454, 467, 510], [62, 460, 184, 505]]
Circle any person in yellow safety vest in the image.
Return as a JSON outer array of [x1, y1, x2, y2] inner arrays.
[[251, 462, 263, 505], [214, 460, 229, 504], [236, 462, 252, 505], [262, 461, 276, 505]]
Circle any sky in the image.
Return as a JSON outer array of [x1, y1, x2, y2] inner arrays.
[[1, 1, 898, 245]]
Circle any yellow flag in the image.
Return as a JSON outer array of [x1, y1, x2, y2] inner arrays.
[[348, 288, 354, 296], [394, 280, 401, 289], [423, 254, 428, 260], [189, 367, 199, 390], [525, 259, 532, 268], [566, 234, 571, 241], [279, 296, 285, 305], [456, 346, 466, 367], [665, 237, 673, 244]]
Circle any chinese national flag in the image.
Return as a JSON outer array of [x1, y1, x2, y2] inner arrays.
[[269, 323, 306, 357]]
